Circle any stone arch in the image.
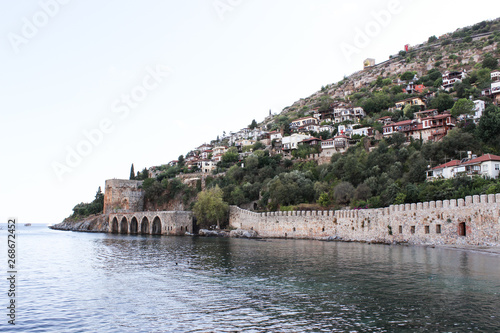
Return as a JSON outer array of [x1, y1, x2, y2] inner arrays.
[[130, 217, 138, 234], [141, 217, 150, 234], [120, 217, 128, 234], [152, 216, 162, 235], [111, 217, 119, 233]]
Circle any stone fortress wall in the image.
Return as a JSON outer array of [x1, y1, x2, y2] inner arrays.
[[108, 211, 193, 236], [104, 179, 144, 214], [229, 194, 500, 246]]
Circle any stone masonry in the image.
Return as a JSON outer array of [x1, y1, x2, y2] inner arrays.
[[229, 193, 500, 246], [104, 179, 144, 214]]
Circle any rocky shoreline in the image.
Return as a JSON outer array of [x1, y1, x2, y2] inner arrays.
[[50, 214, 109, 233]]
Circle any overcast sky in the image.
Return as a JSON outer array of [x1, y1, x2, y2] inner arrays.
[[1, 0, 498, 225]]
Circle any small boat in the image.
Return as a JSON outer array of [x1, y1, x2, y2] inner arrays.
[[24, 223, 32, 227]]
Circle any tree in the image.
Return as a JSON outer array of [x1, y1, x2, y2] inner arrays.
[[430, 93, 454, 112], [193, 186, 229, 228], [249, 119, 258, 129], [400, 71, 416, 81], [450, 98, 475, 118], [129, 164, 135, 180], [333, 182, 355, 205], [476, 104, 500, 148], [428, 35, 437, 43], [178, 155, 185, 167], [482, 54, 498, 70]]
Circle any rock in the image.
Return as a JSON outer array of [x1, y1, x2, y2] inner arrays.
[[198, 229, 229, 237], [229, 229, 258, 239]]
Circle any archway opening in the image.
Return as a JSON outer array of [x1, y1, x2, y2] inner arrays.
[[120, 217, 128, 234], [130, 217, 138, 234], [458, 222, 466, 237], [111, 217, 119, 234], [152, 217, 162, 235], [141, 217, 149, 234]]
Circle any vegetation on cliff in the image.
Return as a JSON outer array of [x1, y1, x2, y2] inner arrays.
[[69, 187, 104, 219]]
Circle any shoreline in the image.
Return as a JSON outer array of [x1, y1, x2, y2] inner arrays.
[[48, 224, 500, 255]]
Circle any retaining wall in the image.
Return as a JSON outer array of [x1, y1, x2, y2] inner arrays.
[[229, 194, 500, 246]]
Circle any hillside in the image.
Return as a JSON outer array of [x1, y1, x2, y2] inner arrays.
[[68, 18, 500, 221], [270, 18, 500, 126]]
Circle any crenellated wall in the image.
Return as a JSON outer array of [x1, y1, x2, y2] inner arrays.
[[229, 193, 500, 246]]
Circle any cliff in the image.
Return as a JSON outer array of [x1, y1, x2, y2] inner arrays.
[[51, 214, 109, 233]]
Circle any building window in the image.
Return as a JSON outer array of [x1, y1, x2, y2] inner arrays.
[[399, 226, 403, 234], [495, 164, 499, 171], [436, 224, 441, 234], [410, 226, 415, 234], [425, 226, 430, 234]]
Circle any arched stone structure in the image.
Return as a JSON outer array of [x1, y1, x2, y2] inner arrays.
[[152, 216, 162, 235], [120, 217, 128, 234], [130, 217, 138, 234], [111, 217, 119, 233], [108, 211, 194, 236], [141, 217, 149, 234]]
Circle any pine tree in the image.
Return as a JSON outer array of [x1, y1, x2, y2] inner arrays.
[[130, 164, 135, 180]]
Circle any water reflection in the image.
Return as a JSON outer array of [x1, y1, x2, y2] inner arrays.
[[4, 226, 500, 332]]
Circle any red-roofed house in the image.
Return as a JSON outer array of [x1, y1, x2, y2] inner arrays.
[[320, 135, 350, 157], [459, 154, 500, 179], [427, 154, 500, 180], [426, 160, 461, 180]]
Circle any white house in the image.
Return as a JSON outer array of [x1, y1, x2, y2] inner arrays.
[[460, 154, 500, 179], [282, 134, 312, 152], [290, 117, 318, 129], [427, 154, 500, 180], [473, 100, 485, 121], [351, 127, 373, 137], [269, 131, 282, 140], [427, 160, 461, 180], [441, 70, 467, 91], [320, 135, 350, 157]]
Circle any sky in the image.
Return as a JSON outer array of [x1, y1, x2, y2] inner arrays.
[[1, 0, 498, 225]]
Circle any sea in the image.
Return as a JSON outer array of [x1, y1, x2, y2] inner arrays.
[[0, 223, 499, 332]]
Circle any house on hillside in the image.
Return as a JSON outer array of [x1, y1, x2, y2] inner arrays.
[[333, 107, 365, 123], [376, 116, 393, 126], [197, 144, 212, 152], [419, 112, 456, 142], [352, 127, 373, 137], [441, 70, 467, 91], [459, 154, 500, 179], [269, 131, 282, 141], [383, 111, 455, 142], [296, 124, 321, 133], [426, 160, 461, 180], [320, 135, 350, 157], [427, 154, 500, 180], [212, 146, 228, 156], [301, 137, 322, 146], [289, 117, 318, 129], [414, 109, 439, 119], [481, 71, 500, 105], [395, 97, 426, 110], [403, 82, 425, 94], [473, 100, 485, 121], [282, 134, 312, 154]]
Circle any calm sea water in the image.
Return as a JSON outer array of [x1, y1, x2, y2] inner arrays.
[[1, 224, 499, 332]]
